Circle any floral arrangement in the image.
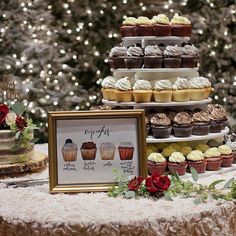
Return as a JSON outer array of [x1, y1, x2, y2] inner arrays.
[[108, 168, 236, 204], [0, 102, 38, 150]]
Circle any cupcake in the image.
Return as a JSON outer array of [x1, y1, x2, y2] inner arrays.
[[118, 142, 134, 160], [168, 152, 187, 175], [196, 77, 213, 99], [125, 46, 143, 68], [207, 104, 226, 133], [196, 143, 209, 153], [150, 113, 172, 138], [135, 16, 153, 36], [172, 77, 190, 102], [162, 146, 176, 158], [165, 109, 177, 125], [100, 142, 115, 160], [146, 144, 158, 157], [133, 79, 152, 103], [163, 45, 181, 68], [171, 14, 192, 37], [188, 77, 205, 101], [147, 153, 167, 175], [180, 45, 199, 68], [218, 145, 234, 167], [192, 111, 210, 135], [120, 17, 138, 37], [62, 139, 78, 162], [144, 45, 162, 68], [168, 143, 181, 152], [180, 146, 192, 156], [153, 80, 172, 103], [101, 76, 117, 101], [109, 46, 127, 69], [205, 147, 222, 171], [152, 14, 171, 36], [115, 77, 133, 102], [187, 150, 207, 173], [173, 112, 193, 137], [80, 142, 97, 160]]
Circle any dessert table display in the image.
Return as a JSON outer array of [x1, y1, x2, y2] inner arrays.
[[0, 144, 236, 236]]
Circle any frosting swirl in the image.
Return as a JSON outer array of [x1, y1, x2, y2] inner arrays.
[[148, 153, 166, 163], [109, 46, 127, 57], [195, 77, 211, 88], [218, 145, 232, 155], [207, 104, 227, 120], [144, 45, 162, 56], [205, 147, 221, 158], [115, 77, 132, 91], [152, 14, 170, 25], [133, 80, 152, 90], [187, 150, 204, 161], [137, 16, 152, 25], [101, 76, 117, 89], [150, 113, 171, 127], [154, 80, 172, 90], [181, 45, 199, 57], [169, 152, 186, 163], [127, 46, 143, 57], [192, 111, 210, 123], [180, 146, 192, 156], [173, 77, 190, 90], [189, 77, 205, 89], [196, 143, 209, 153], [171, 14, 191, 25], [174, 112, 192, 125], [62, 139, 78, 151], [122, 17, 138, 26], [163, 45, 181, 57], [81, 142, 96, 149]]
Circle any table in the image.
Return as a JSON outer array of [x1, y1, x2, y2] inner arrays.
[[0, 144, 236, 236]]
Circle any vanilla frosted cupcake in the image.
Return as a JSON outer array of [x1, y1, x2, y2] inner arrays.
[[115, 77, 133, 102], [187, 150, 207, 173], [205, 147, 222, 171], [171, 14, 192, 37], [147, 152, 167, 175], [133, 79, 152, 103], [101, 76, 117, 101], [189, 77, 205, 101], [197, 77, 213, 99], [218, 145, 234, 167], [135, 16, 153, 36], [100, 142, 115, 160], [172, 77, 190, 102], [120, 17, 138, 37], [168, 152, 187, 175], [153, 80, 172, 103], [152, 14, 171, 36]]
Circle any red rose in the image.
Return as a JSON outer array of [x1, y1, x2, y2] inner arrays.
[[145, 172, 171, 194], [0, 104, 9, 126], [128, 176, 144, 191], [15, 115, 27, 131]]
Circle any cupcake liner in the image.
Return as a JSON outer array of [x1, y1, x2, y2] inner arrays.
[[100, 148, 115, 160], [153, 24, 171, 36], [204, 87, 212, 99], [168, 161, 187, 175], [147, 160, 167, 175], [192, 123, 210, 135], [106, 89, 117, 101], [133, 91, 152, 103], [120, 25, 136, 37], [187, 160, 207, 173], [144, 56, 162, 68], [80, 148, 97, 160], [111, 57, 126, 69], [62, 149, 78, 162], [210, 120, 223, 133], [173, 125, 193, 137], [118, 147, 134, 160], [151, 125, 172, 138], [163, 57, 181, 68], [190, 89, 205, 101], [153, 90, 172, 103], [172, 89, 190, 102], [171, 24, 192, 37], [125, 57, 143, 68], [180, 56, 196, 68], [134, 25, 153, 36], [206, 156, 222, 171], [221, 154, 234, 167], [115, 90, 133, 102]]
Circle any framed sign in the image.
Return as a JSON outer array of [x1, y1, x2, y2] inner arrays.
[[48, 110, 147, 193]]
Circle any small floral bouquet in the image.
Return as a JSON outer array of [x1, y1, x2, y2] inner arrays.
[[0, 102, 38, 150]]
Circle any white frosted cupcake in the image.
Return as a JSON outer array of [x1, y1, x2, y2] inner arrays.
[[153, 80, 172, 103], [132, 79, 152, 103], [187, 150, 207, 173], [172, 77, 190, 102], [115, 77, 133, 102], [218, 145, 234, 167], [195, 77, 213, 99], [100, 142, 116, 160], [189, 77, 205, 101], [101, 76, 117, 101], [168, 152, 187, 175], [147, 152, 167, 175]]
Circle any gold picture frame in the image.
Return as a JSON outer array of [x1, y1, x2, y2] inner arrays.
[[48, 110, 147, 193]]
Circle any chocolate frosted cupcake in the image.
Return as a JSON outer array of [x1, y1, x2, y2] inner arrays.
[[125, 46, 143, 68], [180, 45, 199, 68], [62, 139, 78, 162], [173, 112, 193, 137], [144, 45, 162, 68], [109, 46, 127, 69], [118, 142, 134, 160], [135, 16, 153, 36], [120, 17, 138, 37], [171, 14, 192, 37], [192, 111, 210, 135], [152, 14, 171, 36], [207, 104, 226, 133], [80, 142, 97, 160], [150, 113, 171, 138], [163, 45, 181, 68]]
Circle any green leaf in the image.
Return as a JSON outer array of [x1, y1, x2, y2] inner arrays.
[[223, 178, 234, 189], [209, 180, 225, 189], [124, 191, 135, 199], [11, 102, 25, 115], [15, 131, 21, 139], [193, 196, 202, 205], [190, 167, 198, 182], [172, 172, 182, 184], [30, 138, 39, 144], [164, 191, 173, 201]]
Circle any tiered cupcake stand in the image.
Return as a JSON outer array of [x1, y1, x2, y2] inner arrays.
[[103, 36, 229, 149]]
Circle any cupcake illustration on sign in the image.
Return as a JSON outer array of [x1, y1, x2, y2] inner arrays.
[[118, 142, 134, 160], [80, 142, 97, 160], [100, 142, 115, 160], [62, 139, 78, 162]]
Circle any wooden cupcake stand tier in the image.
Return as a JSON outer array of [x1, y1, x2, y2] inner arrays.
[[0, 152, 48, 176]]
